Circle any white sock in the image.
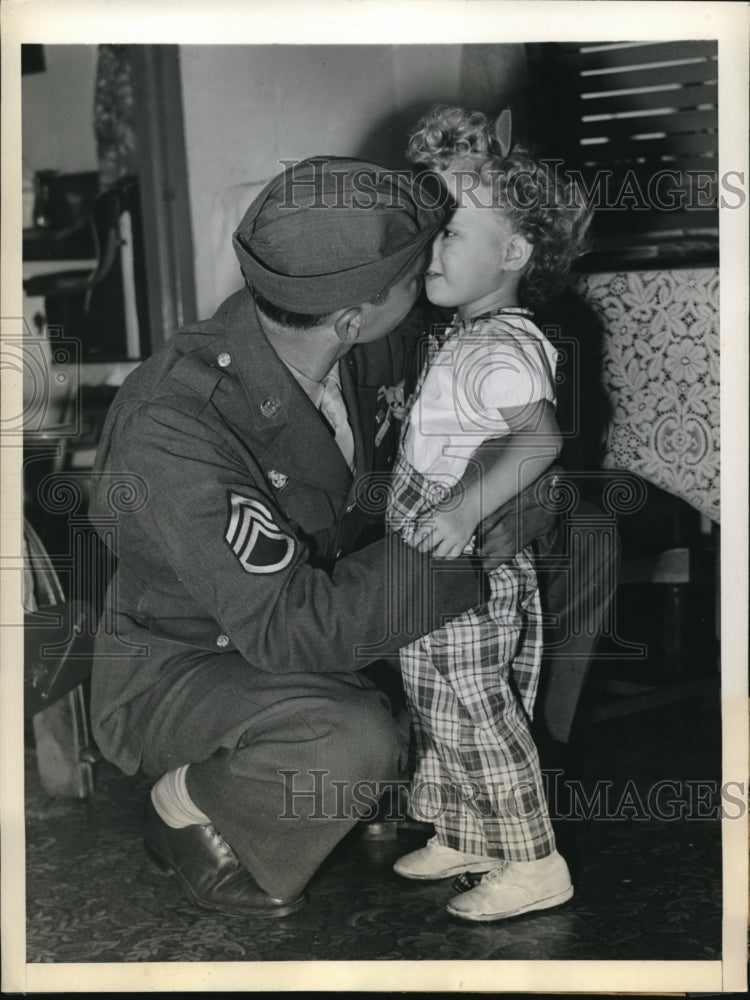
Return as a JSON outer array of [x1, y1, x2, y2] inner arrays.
[[150, 765, 211, 829]]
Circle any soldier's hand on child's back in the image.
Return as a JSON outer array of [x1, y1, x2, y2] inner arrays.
[[475, 465, 564, 570]]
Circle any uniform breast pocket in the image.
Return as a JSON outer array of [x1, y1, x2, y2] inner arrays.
[[277, 485, 338, 536]]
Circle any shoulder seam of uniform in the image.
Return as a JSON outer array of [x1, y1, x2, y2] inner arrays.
[[168, 353, 225, 405]]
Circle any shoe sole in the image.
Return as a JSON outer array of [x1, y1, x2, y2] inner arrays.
[[394, 859, 496, 881], [144, 841, 307, 918], [446, 885, 574, 922]]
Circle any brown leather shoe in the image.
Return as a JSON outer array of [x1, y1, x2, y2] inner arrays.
[[143, 797, 307, 918]]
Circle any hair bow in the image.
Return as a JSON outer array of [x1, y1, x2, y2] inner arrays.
[[489, 108, 512, 158]]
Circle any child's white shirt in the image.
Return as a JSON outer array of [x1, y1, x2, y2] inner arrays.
[[403, 314, 558, 485]]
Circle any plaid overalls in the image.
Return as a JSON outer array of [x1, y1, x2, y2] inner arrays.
[[386, 321, 556, 861]]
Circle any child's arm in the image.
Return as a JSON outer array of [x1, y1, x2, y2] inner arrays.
[[408, 399, 562, 559]]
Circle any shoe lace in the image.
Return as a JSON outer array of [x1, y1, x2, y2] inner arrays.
[[205, 823, 234, 859], [482, 861, 511, 883]]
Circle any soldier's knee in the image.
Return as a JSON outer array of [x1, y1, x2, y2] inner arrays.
[[325, 694, 403, 781]]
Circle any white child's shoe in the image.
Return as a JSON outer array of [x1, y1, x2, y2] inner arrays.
[[446, 850, 573, 921], [393, 835, 497, 880]]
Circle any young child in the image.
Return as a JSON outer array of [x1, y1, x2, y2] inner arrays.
[[386, 105, 591, 922]]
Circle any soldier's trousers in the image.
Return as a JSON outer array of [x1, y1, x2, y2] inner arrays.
[[138, 659, 405, 899]]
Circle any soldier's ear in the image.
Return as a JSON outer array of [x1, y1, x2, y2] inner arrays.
[[333, 307, 363, 345]]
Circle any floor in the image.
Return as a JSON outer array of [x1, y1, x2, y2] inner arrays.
[[24, 672, 725, 968]]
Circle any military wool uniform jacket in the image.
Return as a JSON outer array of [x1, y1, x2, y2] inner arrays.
[[88, 289, 482, 774]]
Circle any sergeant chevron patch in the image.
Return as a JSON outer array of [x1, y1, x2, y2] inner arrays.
[[225, 492, 295, 574]]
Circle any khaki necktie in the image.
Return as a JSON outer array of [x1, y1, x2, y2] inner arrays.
[[319, 371, 356, 472]]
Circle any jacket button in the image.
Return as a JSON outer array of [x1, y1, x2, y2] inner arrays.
[[260, 395, 281, 418], [216, 634, 229, 647], [217, 352, 231, 368], [345, 502, 355, 513], [335, 548, 343, 559]]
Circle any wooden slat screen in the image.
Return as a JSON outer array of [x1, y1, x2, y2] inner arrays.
[[524, 40, 719, 268]]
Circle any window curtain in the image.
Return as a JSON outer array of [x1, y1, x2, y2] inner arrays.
[[93, 44, 138, 189]]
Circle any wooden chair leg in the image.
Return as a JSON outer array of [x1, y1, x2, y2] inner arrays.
[[538, 508, 621, 743], [32, 685, 95, 798]]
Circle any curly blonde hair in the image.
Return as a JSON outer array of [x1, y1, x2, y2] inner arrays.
[[408, 105, 592, 309]]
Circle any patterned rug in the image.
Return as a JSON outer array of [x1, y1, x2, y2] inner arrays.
[[23, 690, 724, 968]]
